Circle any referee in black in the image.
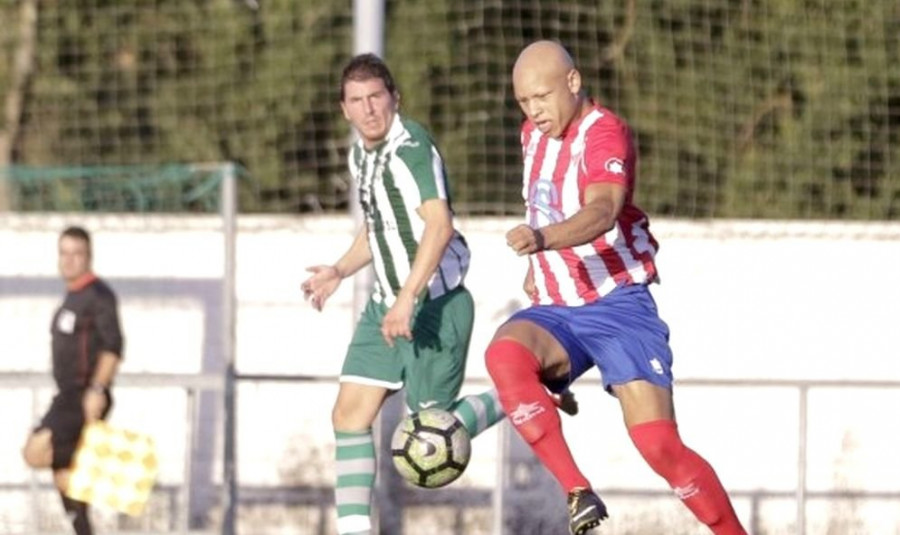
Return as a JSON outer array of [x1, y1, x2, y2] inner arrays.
[[22, 226, 123, 535]]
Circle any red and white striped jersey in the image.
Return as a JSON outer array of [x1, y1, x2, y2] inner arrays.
[[520, 104, 659, 306]]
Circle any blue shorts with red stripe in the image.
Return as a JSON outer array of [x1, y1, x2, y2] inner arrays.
[[506, 283, 674, 394]]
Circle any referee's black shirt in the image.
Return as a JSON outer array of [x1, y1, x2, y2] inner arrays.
[[50, 273, 123, 392]]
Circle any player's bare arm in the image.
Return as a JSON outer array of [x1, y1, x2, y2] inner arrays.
[[381, 198, 455, 347], [506, 181, 627, 256], [303, 226, 373, 311], [83, 351, 119, 422], [523, 263, 536, 298]]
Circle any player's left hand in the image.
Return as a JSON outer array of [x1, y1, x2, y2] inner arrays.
[[506, 224, 545, 256], [523, 267, 537, 300], [381, 294, 415, 347], [82, 389, 107, 422]]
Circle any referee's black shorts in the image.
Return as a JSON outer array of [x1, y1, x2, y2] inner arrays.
[[36, 389, 113, 470]]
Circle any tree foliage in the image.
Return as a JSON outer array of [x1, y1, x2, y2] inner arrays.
[[0, 0, 897, 218]]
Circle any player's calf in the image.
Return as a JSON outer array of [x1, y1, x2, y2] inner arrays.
[[486, 338, 595, 493], [450, 389, 505, 439], [60, 493, 92, 535], [629, 419, 747, 535]]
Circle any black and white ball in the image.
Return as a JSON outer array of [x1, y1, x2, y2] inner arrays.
[[390, 408, 471, 488]]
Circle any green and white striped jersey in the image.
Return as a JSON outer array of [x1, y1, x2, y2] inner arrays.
[[348, 115, 470, 305]]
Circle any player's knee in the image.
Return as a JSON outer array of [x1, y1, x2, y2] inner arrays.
[[634, 438, 678, 473], [22, 435, 52, 469], [331, 402, 351, 431], [331, 397, 376, 432], [485, 340, 559, 444], [628, 420, 685, 476], [485, 338, 541, 390], [21, 446, 40, 468]]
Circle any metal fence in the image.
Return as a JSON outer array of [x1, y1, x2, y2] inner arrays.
[[1, 372, 222, 535], [4, 372, 899, 534], [231, 374, 900, 535]]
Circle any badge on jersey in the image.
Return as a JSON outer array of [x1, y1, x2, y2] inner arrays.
[[57, 309, 76, 334], [604, 157, 625, 175]]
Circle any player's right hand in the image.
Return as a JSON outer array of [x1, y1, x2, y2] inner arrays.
[[380, 293, 415, 347], [506, 224, 544, 256], [552, 390, 579, 416], [302, 265, 342, 311]]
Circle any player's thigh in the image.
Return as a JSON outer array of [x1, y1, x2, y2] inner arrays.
[[22, 428, 53, 468], [611, 380, 675, 427], [29, 391, 85, 469], [575, 285, 675, 393], [405, 288, 474, 411], [341, 301, 405, 388]]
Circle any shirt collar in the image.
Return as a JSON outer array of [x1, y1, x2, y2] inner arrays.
[[67, 272, 97, 292]]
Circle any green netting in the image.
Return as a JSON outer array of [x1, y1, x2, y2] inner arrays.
[[0, 164, 238, 212], [1, 1, 898, 218]]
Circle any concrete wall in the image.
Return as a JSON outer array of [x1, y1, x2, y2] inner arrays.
[[1, 214, 899, 534]]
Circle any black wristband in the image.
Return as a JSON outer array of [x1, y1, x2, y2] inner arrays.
[[533, 227, 546, 251]]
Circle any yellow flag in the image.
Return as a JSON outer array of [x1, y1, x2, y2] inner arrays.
[[66, 421, 159, 516]]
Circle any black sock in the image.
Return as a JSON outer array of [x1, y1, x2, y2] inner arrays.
[[60, 493, 92, 535]]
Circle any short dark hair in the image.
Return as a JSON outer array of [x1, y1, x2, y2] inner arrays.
[[60, 225, 92, 254], [340, 53, 397, 101]]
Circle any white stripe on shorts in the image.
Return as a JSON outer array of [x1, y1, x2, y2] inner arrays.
[[340, 374, 403, 390]]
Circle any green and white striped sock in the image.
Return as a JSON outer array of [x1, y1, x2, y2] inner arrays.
[[334, 429, 376, 535], [451, 388, 505, 438]]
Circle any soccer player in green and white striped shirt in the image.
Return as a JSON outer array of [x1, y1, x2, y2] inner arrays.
[[301, 53, 504, 535]]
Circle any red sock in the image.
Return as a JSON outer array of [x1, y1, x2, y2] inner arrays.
[[485, 339, 591, 492], [629, 420, 746, 535]]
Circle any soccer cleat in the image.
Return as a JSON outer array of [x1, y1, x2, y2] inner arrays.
[[567, 487, 608, 535]]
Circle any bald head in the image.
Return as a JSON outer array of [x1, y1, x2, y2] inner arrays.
[[513, 40, 575, 81], [512, 40, 586, 138]]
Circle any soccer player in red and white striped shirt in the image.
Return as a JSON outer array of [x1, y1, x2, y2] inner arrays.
[[485, 40, 747, 535]]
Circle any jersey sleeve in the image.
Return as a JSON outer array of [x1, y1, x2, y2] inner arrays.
[[582, 118, 635, 188], [395, 139, 448, 203], [95, 287, 124, 359]]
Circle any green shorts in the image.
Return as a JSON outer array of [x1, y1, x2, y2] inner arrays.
[[341, 286, 474, 412]]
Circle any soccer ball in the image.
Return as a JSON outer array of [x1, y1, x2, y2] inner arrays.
[[390, 408, 471, 488]]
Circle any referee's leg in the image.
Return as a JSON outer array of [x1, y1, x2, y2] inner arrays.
[[24, 407, 95, 535], [22, 428, 54, 468]]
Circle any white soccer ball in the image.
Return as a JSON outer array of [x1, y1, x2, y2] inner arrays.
[[390, 408, 471, 488]]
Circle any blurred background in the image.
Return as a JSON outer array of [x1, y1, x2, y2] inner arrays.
[[1, 0, 897, 217], [1, 1, 898, 534]]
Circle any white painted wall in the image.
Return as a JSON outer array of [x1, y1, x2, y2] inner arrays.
[[1, 214, 899, 533], [3, 215, 897, 379]]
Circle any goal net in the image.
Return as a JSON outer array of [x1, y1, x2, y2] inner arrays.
[[1, 1, 896, 218]]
